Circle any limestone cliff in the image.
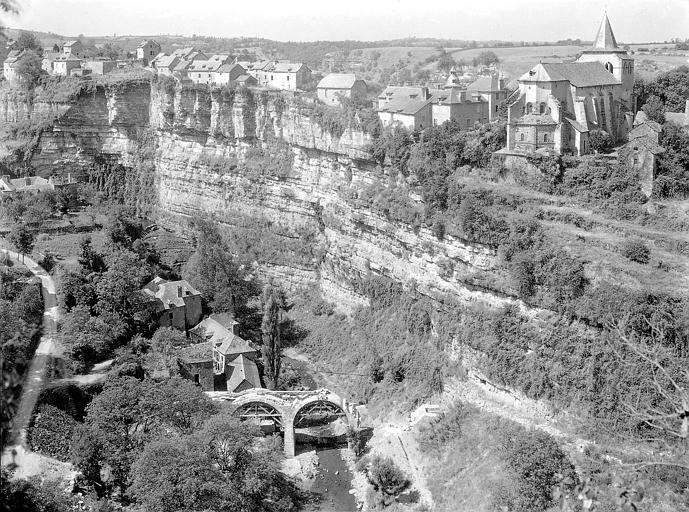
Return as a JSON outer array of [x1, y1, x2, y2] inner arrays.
[[21, 79, 532, 313]]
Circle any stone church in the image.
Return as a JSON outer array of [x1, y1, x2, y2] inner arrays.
[[502, 15, 636, 156]]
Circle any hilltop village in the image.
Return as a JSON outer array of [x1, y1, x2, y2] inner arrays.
[[1, 9, 689, 512]]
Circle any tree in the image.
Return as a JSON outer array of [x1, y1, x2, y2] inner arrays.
[[437, 51, 456, 72], [364, 456, 411, 507], [94, 249, 149, 316], [183, 220, 258, 316], [78, 235, 106, 274], [16, 31, 43, 55], [130, 413, 291, 512], [8, 224, 34, 260], [142, 377, 217, 434], [14, 49, 44, 88], [150, 326, 190, 373], [641, 95, 666, 124], [472, 50, 500, 67], [588, 130, 613, 153], [261, 283, 285, 390]]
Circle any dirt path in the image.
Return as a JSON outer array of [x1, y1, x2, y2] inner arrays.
[[0, 249, 70, 479]]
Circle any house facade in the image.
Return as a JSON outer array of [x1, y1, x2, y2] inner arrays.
[[3, 50, 24, 83], [137, 40, 161, 64], [82, 60, 116, 75], [620, 119, 664, 197], [501, 15, 635, 157], [213, 63, 245, 85], [52, 55, 83, 76], [317, 73, 367, 106], [62, 40, 84, 59], [252, 61, 311, 91]]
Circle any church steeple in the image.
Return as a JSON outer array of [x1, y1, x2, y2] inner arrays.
[[593, 14, 619, 50]]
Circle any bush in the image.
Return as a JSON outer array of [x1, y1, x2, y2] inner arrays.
[[588, 130, 613, 153], [496, 428, 577, 512], [417, 402, 464, 453], [622, 239, 651, 264], [365, 455, 411, 507], [28, 404, 77, 461]]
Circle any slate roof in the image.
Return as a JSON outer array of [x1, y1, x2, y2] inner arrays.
[[226, 354, 261, 392], [136, 277, 200, 310], [379, 85, 427, 101], [565, 116, 589, 132], [317, 73, 361, 89], [467, 75, 503, 92], [235, 74, 256, 83], [178, 341, 213, 364], [156, 55, 179, 69], [272, 62, 306, 73], [379, 96, 434, 115], [63, 40, 80, 47], [593, 15, 618, 50], [216, 63, 244, 74], [520, 62, 621, 88], [188, 60, 223, 72]]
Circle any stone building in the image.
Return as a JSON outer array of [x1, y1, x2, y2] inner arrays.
[[665, 100, 689, 128], [131, 277, 203, 332], [52, 55, 83, 76], [180, 313, 262, 392], [317, 73, 367, 106], [251, 61, 312, 91], [2, 50, 24, 83], [0, 174, 77, 195], [137, 40, 161, 64], [62, 40, 84, 59], [213, 63, 246, 86], [377, 71, 489, 131], [467, 74, 509, 121], [501, 14, 635, 157], [82, 60, 116, 75], [620, 119, 664, 197]]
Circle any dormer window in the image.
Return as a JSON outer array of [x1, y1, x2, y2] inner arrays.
[[605, 62, 614, 74]]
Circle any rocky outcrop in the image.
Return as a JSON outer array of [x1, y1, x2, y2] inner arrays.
[[22, 79, 530, 313]]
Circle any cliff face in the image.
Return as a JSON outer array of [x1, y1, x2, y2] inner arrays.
[[25, 80, 529, 313]]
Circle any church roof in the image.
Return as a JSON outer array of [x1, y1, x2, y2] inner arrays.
[[593, 14, 618, 50], [520, 62, 620, 88], [467, 75, 503, 92]]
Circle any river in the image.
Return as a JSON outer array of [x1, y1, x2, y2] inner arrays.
[[302, 446, 357, 512]]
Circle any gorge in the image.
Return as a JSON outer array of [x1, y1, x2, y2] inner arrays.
[[4, 77, 532, 316]]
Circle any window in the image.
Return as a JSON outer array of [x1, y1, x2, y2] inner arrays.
[[194, 374, 200, 384], [168, 312, 173, 320], [271, 75, 274, 80], [605, 62, 613, 73], [520, 133, 525, 142], [633, 157, 639, 164], [543, 133, 549, 142], [526, 103, 532, 113], [287, 75, 290, 81], [539, 103, 546, 114], [466, 119, 471, 127]]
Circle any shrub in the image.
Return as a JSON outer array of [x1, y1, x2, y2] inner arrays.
[[28, 404, 78, 461], [417, 402, 464, 453], [497, 428, 577, 512], [365, 456, 411, 507], [622, 239, 651, 264], [588, 130, 613, 153]]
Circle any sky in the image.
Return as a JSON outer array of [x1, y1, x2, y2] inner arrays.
[[2, 0, 688, 43]]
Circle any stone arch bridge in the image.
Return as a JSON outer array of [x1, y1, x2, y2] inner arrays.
[[207, 388, 355, 456]]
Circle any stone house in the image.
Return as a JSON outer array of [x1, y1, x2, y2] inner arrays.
[[62, 40, 84, 59], [3, 50, 24, 83], [180, 313, 262, 392], [467, 74, 509, 121], [155, 55, 180, 76], [252, 61, 312, 91], [235, 74, 257, 87], [52, 55, 83, 76], [620, 119, 664, 197], [137, 40, 161, 64], [188, 59, 223, 84], [0, 174, 77, 195], [500, 15, 635, 157], [130, 277, 203, 332], [213, 63, 246, 85], [378, 76, 489, 131], [317, 73, 367, 106]]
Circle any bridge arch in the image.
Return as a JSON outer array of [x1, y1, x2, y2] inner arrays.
[[221, 388, 353, 457]]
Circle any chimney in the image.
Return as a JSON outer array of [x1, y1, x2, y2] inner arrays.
[[177, 285, 183, 298], [231, 320, 240, 336], [420, 87, 430, 101]]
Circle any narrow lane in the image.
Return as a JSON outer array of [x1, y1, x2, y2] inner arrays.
[[1, 249, 62, 467]]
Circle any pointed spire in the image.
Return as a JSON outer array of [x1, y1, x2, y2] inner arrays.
[[593, 14, 619, 49]]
